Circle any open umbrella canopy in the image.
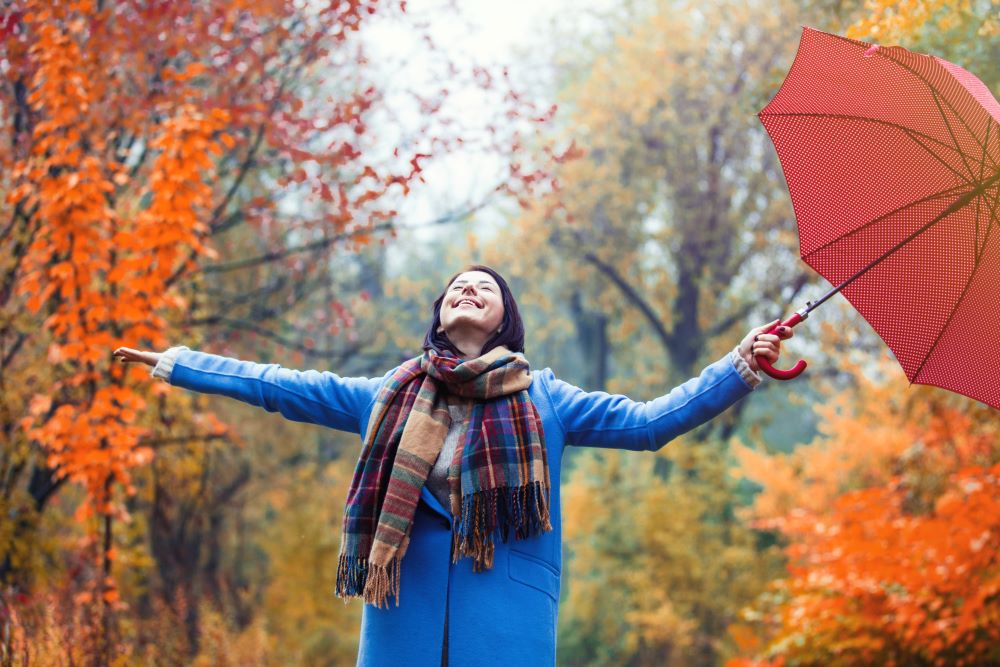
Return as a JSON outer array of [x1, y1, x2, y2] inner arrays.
[[758, 27, 1000, 410]]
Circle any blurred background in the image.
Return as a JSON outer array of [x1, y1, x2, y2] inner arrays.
[[1, 0, 998, 665]]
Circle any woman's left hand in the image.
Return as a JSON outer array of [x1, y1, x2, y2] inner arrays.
[[738, 319, 794, 373]]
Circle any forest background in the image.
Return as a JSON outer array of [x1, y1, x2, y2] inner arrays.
[[1, 0, 998, 665]]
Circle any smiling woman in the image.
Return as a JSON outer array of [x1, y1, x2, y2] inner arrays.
[[426, 266, 524, 359], [111, 264, 791, 667]]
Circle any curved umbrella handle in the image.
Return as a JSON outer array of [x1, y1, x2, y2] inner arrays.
[[755, 313, 807, 381]]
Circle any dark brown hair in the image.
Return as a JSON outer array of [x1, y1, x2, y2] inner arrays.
[[422, 265, 525, 356]]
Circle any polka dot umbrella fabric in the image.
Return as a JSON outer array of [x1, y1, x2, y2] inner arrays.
[[759, 27, 1000, 410]]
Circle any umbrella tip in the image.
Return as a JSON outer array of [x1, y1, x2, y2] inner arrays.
[[864, 45, 880, 58]]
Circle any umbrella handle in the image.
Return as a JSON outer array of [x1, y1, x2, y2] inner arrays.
[[755, 313, 807, 381]]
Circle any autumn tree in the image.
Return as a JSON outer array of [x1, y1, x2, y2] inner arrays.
[[724, 2, 1000, 663], [500, 0, 823, 388], [476, 2, 840, 664], [728, 348, 1000, 666], [0, 0, 554, 661], [848, 0, 1000, 74]]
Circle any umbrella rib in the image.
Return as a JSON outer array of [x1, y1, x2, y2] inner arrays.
[[911, 185, 1000, 383], [972, 120, 996, 258], [973, 185, 981, 261], [802, 176, 999, 321], [932, 85, 998, 173], [929, 89, 979, 183], [873, 49, 998, 174], [977, 183, 1000, 261], [762, 112, 974, 181], [977, 116, 993, 184], [904, 128, 979, 185], [802, 182, 972, 259]]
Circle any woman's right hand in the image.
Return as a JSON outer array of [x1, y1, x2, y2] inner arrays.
[[112, 347, 161, 368]]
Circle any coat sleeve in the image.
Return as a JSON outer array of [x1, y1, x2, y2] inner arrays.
[[540, 350, 757, 451], [156, 347, 384, 434]]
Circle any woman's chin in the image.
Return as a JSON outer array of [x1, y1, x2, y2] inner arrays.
[[443, 319, 494, 339]]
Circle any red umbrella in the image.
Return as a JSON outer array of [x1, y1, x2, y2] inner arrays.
[[755, 27, 1000, 411]]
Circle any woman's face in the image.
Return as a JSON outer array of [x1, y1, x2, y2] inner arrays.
[[438, 270, 506, 340]]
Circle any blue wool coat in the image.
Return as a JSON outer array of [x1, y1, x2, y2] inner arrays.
[[164, 349, 756, 666]]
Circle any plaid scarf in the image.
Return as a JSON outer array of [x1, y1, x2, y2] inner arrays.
[[335, 346, 551, 608]]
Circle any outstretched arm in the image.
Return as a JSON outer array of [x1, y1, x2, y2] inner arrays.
[[544, 320, 792, 451], [113, 345, 384, 434]]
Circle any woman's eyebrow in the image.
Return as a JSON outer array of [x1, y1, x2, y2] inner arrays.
[[452, 280, 497, 287]]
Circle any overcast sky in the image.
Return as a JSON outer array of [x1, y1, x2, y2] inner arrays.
[[358, 0, 616, 262]]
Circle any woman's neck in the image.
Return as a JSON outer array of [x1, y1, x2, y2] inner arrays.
[[444, 328, 488, 360]]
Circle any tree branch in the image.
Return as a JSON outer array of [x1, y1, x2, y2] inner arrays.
[[578, 250, 673, 353], [209, 123, 267, 235], [195, 200, 489, 276], [706, 270, 812, 338], [140, 434, 231, 449], [198, 222, 394, 275], [162, 39, 311, 291], [200, 276, 289, 310], [185, 315, 368, 361], [1, 331, 28, 370]]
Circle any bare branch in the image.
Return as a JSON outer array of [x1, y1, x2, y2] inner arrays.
[[209, 123, 267, 235], [195, 199, 490, 276], [199, 222, 394, 275], [578, 250, 673, 353], [200, 276, 289, 310], [139, 434, 231, 449], [163, 39, 312, 290], [706, 270, 812, 338], [185, 315, 367, 361], [212, 464, 251, 507], [1, 331, 28, 370]]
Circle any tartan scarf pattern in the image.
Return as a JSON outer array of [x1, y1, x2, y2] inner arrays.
[[335, 346, 551, 608]]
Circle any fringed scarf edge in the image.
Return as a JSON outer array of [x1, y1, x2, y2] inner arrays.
[[335, 481, 552, 607]]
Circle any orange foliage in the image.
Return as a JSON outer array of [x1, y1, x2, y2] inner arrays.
[[0, 8, 559, 656], [765, 462, 1000, 665], [11, 2, 234, 524], [733, 358, 995, 523], [0, 0, 432, 606], [733, 359, 1000, 666]]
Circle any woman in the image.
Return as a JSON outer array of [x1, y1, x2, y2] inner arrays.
[[112, 265, 791, 666]]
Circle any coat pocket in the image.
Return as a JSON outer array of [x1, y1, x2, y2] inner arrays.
[[508, 549, 560, 603]]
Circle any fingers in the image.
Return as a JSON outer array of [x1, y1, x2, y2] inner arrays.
[[751, 328, 790, 362], [756, 319, 780, 336], [755, 319, 794, 339], [112, 347, 141, 363], [742, 318, 797, 368], [751, 337, 782, 361], [753, 333, 782, 345]]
